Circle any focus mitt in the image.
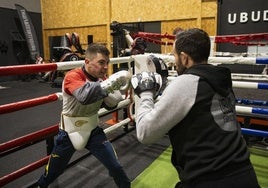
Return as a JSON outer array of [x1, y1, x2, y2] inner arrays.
[[131, 72, 162, 98]]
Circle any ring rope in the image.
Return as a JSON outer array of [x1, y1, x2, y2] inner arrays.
[[134, 32, 268, 46], [236, 98, 268, 106], [241, 128, 268, 138], [0, 56, 134, 77], [0, 93, 61, 114]]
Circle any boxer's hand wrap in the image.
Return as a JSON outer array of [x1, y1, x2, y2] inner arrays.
[[101, 70, 132, 94], [131, 72, 162, 98]]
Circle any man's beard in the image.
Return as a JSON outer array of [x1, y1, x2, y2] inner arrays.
[[176, 60, 187, 75]]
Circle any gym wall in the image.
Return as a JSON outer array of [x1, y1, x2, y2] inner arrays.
[[40, 0, 217, 59]]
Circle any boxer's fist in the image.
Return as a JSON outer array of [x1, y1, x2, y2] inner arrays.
[[101, 70, 131, 94], [103, 90, 123, 109]]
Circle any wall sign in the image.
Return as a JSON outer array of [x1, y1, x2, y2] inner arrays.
[[217, 0, 268, 53], [228, 10, 268, 24]]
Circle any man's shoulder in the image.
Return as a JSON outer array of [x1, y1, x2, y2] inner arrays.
[[66, 67, 83, 77], [65, 68, 85, 81]]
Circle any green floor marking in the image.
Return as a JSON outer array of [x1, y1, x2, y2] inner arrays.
[[132, 146, 268, 188], [131, 146, 178, 188], [249, 147, 268, 188]]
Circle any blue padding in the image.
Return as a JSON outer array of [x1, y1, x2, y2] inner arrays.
[[256, 57, 268, 65], [257, 83, 268, 89], [242, 128, 268, 137], [236, 98, 268, 106], [252, 107, 268, 115]]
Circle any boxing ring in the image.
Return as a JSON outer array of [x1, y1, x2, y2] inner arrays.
[[1, 36, 268, 186]]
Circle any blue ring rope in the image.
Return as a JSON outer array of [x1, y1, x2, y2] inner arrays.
[[241, 128, 268, 137]]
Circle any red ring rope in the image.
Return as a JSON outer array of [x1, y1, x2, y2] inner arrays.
[[135, 32, 268, 46], [0, 125, 58, 153], [0, 63, 57, 76], [0, 93, 60, 114], [0, 156, 49, 187]]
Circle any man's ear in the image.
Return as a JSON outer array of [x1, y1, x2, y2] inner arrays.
[[85, 58, 90, 65], [180, 52, 189, 66]]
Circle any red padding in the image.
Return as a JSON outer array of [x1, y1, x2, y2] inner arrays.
[[0, 125, 59, 153], [0, 63, 57, 76], [0, 93, 59, 114], [0, 156, 49, 187]]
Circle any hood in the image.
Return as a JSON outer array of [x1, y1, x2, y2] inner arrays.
[[184, 64, 232, 96]]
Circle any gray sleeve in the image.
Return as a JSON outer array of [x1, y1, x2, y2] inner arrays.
[[73, 81, 108, 105], [136, 75, 199, 144]]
